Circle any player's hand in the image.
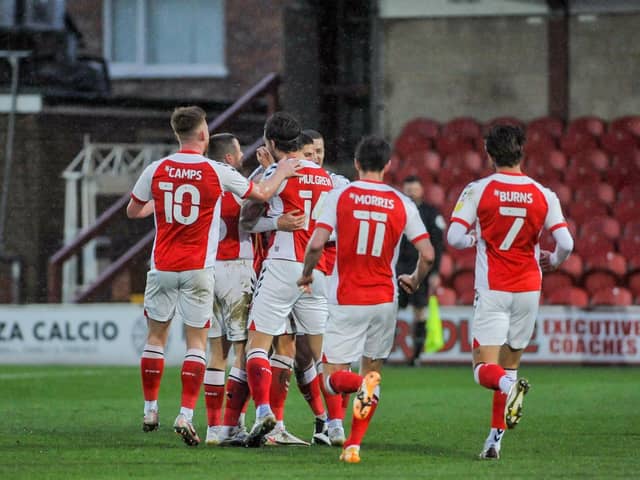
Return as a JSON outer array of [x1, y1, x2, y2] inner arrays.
[[276, 158, 303, 178], [539, 250, 555, 272], [398, 273, 419, 294], [256, 147, 275, 168], [277, 209, 306, 231], [297, 274, 314, 294]]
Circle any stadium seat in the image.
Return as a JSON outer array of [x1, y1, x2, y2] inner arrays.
[[580, 216, 620, 242], [545, 286, 589, 308], [436, 134, 475, 156], [574, 183, 616, 206], [394, 134, 431, 157], [618, 235, 640, 259], [584, 251, 627, 278], [591, 287, 633, 307], [544, 181, 572, 208], [395, 164, 435, 186], [617, 185, 640, 203], [443, 150, 484, 174], [449, 247, 476, 272], [609, 115, 640, 137], [600, 130, 639, 156], [437, 165, 475, 190], [400, 117, 441, 140], [627, 271, 640, 301], [560, 130, 598, 156], [442, 117, 481, 138], [527, 116, 564, 138], [623, 220, 640, 238], [457, 289, 476, 305], [570, 148, 609, 172], [435, 286, 457, 306], [423, 183, 445, 209], [542, 271, 574, 298], [438, 252, 454, 283], [567, 200, 609, 225], [583, 270, 619, 296], [524, 130, 557, 155], [567, 116, 606, 137], [405, 150, 441, 175], [558, 253, 584, 280], [564, 163, 602, 187], [626, 252, 640, 273], [614, 199, 639, 225], [573, 236, 615, 258]]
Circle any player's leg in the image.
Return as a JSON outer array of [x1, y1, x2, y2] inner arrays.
[[173, 268, 215, 447], [221, 340, 250, 445], [141, 317, 170, 431], [204, 333, 229, 445], [409, 283, 428, 366], [295, 334, 330, 445], [139, 269, 177, 432]]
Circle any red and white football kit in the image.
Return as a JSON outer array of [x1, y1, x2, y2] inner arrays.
[[248, 159, 333, 336], [450, 172, 568, 348], [208, 191, 255, 342], [130, 150, 253, 328], [315, 180, 429, 363]]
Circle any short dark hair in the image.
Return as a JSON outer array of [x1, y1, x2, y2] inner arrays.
[[209, 133, 238, 160], [484, 125, 525, 167], [355, 135, 391, 172], [264, 111, 301, 153], [297, 132, 314, 150], [403, 175, 421, 185], [171, 106, 206, 140], [302, 129, 323, 141]]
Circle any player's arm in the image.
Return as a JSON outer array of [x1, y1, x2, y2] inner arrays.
[[246, 158, 301, 202], [244, 210, 306, 233], [126, 198, 154, 219], [398, 237, 435, 294], [447, 182, 479, 249], [297, 226, 331, 292], [446, 221, 477, 249], [540, 226, 574, 272]]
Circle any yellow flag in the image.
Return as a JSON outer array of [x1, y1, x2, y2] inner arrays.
[[425, 295, 444, 353]]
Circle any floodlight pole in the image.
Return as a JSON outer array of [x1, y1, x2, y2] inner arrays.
[[0, 50, 31, 254]]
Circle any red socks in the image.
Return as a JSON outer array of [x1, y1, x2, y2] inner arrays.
[[320, 372, 344, 420], [180, 349, 206, 410], [345, 386, 380, 448], [204, 368, 225, 427], [270, 354, 294, 422], [246, 349, 272, 408], [474, 363, 506, 391], [141, 344, 165, 402], [491, 390, 507, 430], [327, 370, 362, 394], [295, 363, 326, 417], [223, 367, 250, 427]]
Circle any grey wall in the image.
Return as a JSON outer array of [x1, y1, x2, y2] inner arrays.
[[569, 13, 640, 118], [382, 16, 549, 138]]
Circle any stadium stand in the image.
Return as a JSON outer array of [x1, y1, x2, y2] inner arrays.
[[391, 115, 640, 306]]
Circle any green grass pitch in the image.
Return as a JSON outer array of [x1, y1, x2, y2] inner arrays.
[[0, 365, 638, 479]]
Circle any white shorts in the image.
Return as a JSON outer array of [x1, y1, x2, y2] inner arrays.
[[144, 268, 214, 329], [471, 288, 540, 350], [323, 302, 398, 364], [208, 259, 255, 342], [248, 259, 327, 336]]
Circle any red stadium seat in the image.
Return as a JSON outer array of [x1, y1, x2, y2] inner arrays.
[[394, 134, 431, 157], [610, 116, 640, 137], [437, 165, 475, 190], [524, 130, 557, 155], [583, 270, 619, 296], [436, 134, 475, 156], [560, 130, 598, 156], [542, 271, 574, 298], [567, 200, 609, 225], [544, 181, 572, 208], [443, 117, 481, 138], [623, 220, 640, 238], [627, 253, 640, 273], [528, 117, 564, 138], [600, 130, 639, 155], [558, 253, 584, 280], [400, 117, 441, 140], [565, 163, 602, 187], [570, 148, 609, 172], [584, 251, 627, 277], [580, 216, 620, 242], [452, 270, 474, 295], [574, 183, 616, 206], [627, 272, 640, 300], [618, 235, 640, 259], [614, 199, 640, 225], [444, 150, 484, 174], [423, 184, 445, 209], [591, 287, 633, 307], [567, 116, 606, 137], [438, 252, 454, 283], [449, 247, 476, 272], [545, 286, 589, 308], [435, 286, 457, 306], [573, 236, 615, 258], [457, 289, 476, 306], [405, 150, 441, 175], [617, 185, 640, 203]]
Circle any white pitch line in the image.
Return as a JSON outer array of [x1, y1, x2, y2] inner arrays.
[[0, 369, 131, 380]]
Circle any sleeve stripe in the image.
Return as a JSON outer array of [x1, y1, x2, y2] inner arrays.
[[242, 181, 254, 199], [315, 222, 333, 234], [410, 232, 430, 244], [450, 217, 471, 229], [549, 222, 568, 233], [130, 193, 146, 204]]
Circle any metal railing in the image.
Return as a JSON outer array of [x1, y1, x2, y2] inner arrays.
[[48, 72, 280, 302]]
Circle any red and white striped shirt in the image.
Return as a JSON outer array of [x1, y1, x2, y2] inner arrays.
[[316, 180, 429, 305], [450, 172, 566, 292], [130, 151, 252, 271], [216, 191, 253, 260]]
